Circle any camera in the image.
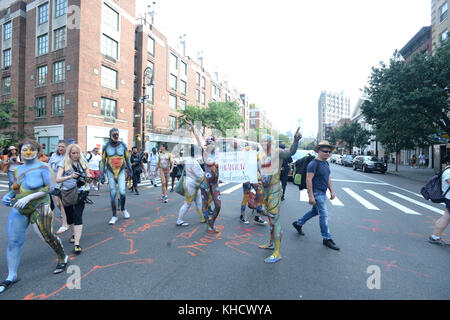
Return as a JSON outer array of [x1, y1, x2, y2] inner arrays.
[[72, 164, 86, 188]]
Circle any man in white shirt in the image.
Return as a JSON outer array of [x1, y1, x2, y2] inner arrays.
[[429, 157, 450, 245], [418, 152, 426, 169], [88, 147, 102, 190]]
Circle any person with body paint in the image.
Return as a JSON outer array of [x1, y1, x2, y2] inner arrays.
[[176, 144, 206, 226], [0, 140, 69, 294], [154, 143, 173, 203], [185, 119, 222, 234], [100, 128, 132, 225], [257, 128, 302, 263]]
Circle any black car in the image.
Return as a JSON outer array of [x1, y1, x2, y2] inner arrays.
[[353, 156, 387, 173], [341, 155, 355, 167]]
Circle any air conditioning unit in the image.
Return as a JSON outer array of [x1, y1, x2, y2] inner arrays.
[[104, 116, 115, 123], [104, 55, 116, 63]]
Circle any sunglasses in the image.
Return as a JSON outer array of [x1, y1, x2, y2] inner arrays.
[[320, 149, 332, 154]]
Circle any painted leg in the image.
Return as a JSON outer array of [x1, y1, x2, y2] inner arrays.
[[5, 209, 29, 282]]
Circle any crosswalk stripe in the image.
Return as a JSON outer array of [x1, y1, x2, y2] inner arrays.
[[326, 190, 344, 206], [222, 184, 243, 194], [365, 190, 421, 215], [342, 187, 379, 210], [219, 182, 231, 188], [389, 192, 445, 215]]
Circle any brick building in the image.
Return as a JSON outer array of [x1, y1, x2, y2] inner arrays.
[[1, 0, 250, 154]]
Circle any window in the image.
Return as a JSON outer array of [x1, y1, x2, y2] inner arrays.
[[101, 66, 117, 89], [179, 99, 186, 111], [169, 74, 177, 91], [169, 116, 176, 131], [3, 49, 11, 68], [36, 96, 47, 118], [37, 65, 48, 86], [440, 29, 449, 45], [102, 4, 119, 31], [196, 89, 200, 102], [148, 37, 154, 56], [196, 72, 200, 86], [52, 93, 65, 115], [217, 88, 221, 98], [180, 80, 187, 95], [38, 3, 49, 24], [201, 92, 205, 105], [212, 84, 217, 95], [54, 27, 66, 50], [55, 0, 67, 17], [145, 111, 153, 130], [37, 34, 49, 56], [3, 21, 11, 40], [169, 94, 177, 110], [53, 60, 65, 83], [2, 77, 11, 95], [201, 76, 205, 89], [181, 61, 187, 76], [440, 2, 448, 23], [170, 53, 178, 71], [101, 97, 117, 118], [101, 34, 118, 60]]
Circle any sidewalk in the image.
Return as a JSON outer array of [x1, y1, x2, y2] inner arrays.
[[386, 163, 435, 184]]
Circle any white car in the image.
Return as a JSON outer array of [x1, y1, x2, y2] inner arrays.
[[333, 155, 343, 165]]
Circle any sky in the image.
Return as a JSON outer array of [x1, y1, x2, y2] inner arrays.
[[139, 0, 431, 138]]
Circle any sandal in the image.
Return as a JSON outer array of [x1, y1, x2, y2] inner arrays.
[[0, 278, 20, 294], [54, 256, 69, 274], [56, 226, 69, 235]]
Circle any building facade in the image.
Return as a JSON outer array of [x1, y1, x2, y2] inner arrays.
[[431, 0, 448, 51], [318, 90, 351, 141]]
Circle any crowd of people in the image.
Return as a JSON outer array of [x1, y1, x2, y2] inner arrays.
[[0, 126, 448, 295]]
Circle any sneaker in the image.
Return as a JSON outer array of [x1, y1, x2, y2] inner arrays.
[[74, 245, 82, 255], [428, 236, 446, 245], [53, 255, 69, 274], [176, 221, 189, 227], [292, 222, 305, 235], [323, 239, 340, 251], [160, 194, 165, 200], [135, 190, 139, 195], [254, 215, 268, 225], [108, 216, 118, 225], [240, 214, 249, 224], [164, 196, 168, 203], [170, 188, 174, 192], [123, 210, 130, 219], [70, 235, 75, 243], [281, 195, 285, 201]]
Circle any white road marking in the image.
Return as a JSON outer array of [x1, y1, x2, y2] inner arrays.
[[326, 190, 344, 206], [365, 190, 421, 215], [342, 187, 379, 210], [221, 184, 243, 194], [389, 192, 445, 215]]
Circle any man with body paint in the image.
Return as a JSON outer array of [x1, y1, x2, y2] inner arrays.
[[258, 128, 302, 263], [0, 140, 68, 294], [100, 128, 132, 225]]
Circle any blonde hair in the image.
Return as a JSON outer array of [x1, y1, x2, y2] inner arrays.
[[64, 144, 88, 172]]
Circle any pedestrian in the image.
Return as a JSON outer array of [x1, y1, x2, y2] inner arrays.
[[428, 156, 450, 245], [148, 147, 159, 187], [0, 140, 68, 294], [155, 143, 173, 203], [411, 154, 417, 168], [279, 143, 292, 201], [418, 152, 426, 169], [38, 153, 49, 163], [186, 119, 221, 234], [257, 128, 302, 263], [176, 145, 205, 226], [5, 146, 22, 190], [56, 144, 92, 254], [49, 140, 70, 234], [170, 152, 183, 192], [142, 152, 149, 181], [130, 147, 143, 195], [87, 147, 102, 191], [292, 140, 340, 251]]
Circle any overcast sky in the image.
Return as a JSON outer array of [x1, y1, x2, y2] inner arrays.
[[143, 0, 431, 138]]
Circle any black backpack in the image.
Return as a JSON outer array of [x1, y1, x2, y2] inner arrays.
[[421, 166, 450, 203], [293, 155, 315, 190]]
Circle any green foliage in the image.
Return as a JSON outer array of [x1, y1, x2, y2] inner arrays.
[[329, 122, 370, 152], [362, 42, 450, 153]]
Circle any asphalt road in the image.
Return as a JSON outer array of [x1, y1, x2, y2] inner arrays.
[[0, 163, 448, 300]]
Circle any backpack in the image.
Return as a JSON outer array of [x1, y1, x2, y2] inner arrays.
[[421, 167, 450, 203], [293, 155, 315, 190]]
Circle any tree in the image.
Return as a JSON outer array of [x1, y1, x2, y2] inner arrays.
[[0, 100, 32, 149], [362, 42, 450, 170], [179, 101, 243, 137], [329, 122, 370, 153]]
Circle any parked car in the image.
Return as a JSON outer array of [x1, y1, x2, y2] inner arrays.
[[341, 154, 356, 167], [331, 154, 342, 164], [353, 156, 387, 173]]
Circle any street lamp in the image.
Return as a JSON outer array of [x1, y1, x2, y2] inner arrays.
[[140, 66, 154, 151]]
